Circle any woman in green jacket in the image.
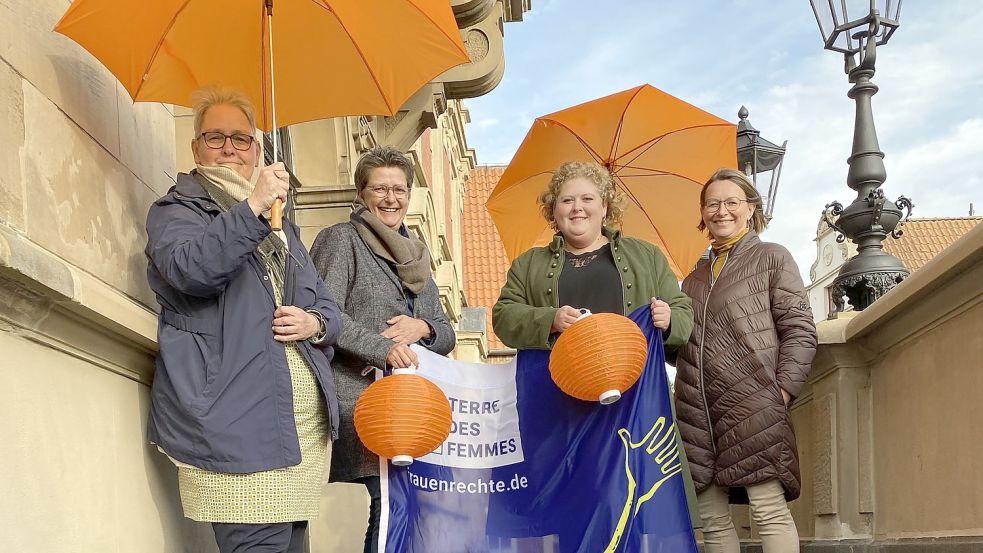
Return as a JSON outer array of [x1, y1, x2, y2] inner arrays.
[[492, 160, 693, 355], [491, 160, 699, 529]]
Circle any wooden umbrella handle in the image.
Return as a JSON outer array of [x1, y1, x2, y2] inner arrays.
[[271, 198, 283, 231]]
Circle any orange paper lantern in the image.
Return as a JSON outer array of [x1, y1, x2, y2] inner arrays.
[[354, 368, 453, 466], [549, 313, 648, 404]]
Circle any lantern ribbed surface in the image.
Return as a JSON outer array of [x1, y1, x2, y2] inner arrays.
[[549, 313, 648, 403], [354, 373, 452, 464]]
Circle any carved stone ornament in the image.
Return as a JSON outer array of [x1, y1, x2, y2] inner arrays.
[[829, 271, 906, 314], [351, 116, 375, 154], [384, 111, 408, 135], [464, 29, 489, 63]]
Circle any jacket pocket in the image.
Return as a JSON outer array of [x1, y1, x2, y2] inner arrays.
[[160, 308, 220, 411]]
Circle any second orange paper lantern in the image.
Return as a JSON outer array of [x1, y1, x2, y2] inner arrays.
[[354, 367, 452, 466], [549, 312, 648, 404]]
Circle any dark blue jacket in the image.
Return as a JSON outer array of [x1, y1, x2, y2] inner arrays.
[[145, 172, 342, 473]]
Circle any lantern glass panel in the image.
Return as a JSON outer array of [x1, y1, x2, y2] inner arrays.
[[810, 0, 838, 44]]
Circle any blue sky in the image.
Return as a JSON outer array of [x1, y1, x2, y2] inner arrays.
[[464, 0, 983, 278]]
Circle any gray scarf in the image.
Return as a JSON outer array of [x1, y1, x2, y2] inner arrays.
[[194, 165, 288, 305], [350, 198, 430, 295]]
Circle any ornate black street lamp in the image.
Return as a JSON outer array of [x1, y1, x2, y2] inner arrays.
[[810, 0, 913, 314], [736, 106, 787, 223]]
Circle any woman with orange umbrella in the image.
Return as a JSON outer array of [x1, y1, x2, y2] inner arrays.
[[674, 168, 816, 553], [492, 160, 693, 355], [146, 87, 342, 553], [491, 160, 700, 529]]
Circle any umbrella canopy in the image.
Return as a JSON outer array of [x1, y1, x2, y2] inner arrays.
[[54, 0, 470, 131], [486, 84, 737, 278]]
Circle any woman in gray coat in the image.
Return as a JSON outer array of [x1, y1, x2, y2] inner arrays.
[[309, 145, 456, 553]]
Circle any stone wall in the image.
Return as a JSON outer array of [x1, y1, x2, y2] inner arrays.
[[790, 223, 983, 551], [0, 0, 207, 550]]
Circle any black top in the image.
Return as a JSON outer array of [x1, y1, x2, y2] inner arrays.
[[558, 245, 624, 315]]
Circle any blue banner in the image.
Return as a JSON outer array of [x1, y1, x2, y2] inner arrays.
[[381, 306, 697, 553]]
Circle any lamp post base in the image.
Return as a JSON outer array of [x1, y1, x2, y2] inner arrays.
[[830, 270, 907, 315]]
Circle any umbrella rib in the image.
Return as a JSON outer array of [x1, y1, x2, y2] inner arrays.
[[313, 0, 395, 115], [607, 85, 645, 166], [487, 170, 555, 200], [132, 0, 195, 100], [614, 135, 666, 176], [615, 167, 705, 187], [399, 0, 470, 59], [616, 123, 735, 170], [539, 118, 606, 165], [612, 174, 672, 263]]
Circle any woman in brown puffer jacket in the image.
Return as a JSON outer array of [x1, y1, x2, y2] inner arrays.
[[674, 168, 816, 553]]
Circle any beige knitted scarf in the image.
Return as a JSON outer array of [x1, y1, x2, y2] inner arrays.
[[350, 197, 430, 295]]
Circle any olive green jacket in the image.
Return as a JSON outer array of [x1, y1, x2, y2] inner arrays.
[[491, 227, 700, 528], [492, 227, 694, 359]]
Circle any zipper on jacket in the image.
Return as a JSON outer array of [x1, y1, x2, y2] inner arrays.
[[697, 252, 728, 456]]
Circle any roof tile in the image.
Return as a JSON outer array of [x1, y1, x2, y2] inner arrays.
[[462, 166, 512, 351], [884, 217, 982, 272]]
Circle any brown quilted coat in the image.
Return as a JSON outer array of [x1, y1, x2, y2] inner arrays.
[[674, 232, 816, 500]]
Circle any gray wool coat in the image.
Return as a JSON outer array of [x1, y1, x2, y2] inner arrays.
[[310, 221, 456, 482]]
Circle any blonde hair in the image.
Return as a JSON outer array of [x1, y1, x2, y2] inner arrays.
[[697, 167, 768, 233], [538, 161, 626, 229], [191, 86, 257, 136]]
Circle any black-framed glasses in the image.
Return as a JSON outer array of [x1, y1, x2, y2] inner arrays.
[[365, 185, 410, 199], [198, 131, 256, 151], [703, 198, 749, 212]]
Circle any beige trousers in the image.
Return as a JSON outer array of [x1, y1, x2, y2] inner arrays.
[[697, 480, 799, 553]]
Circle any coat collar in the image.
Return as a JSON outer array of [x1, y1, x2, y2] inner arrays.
[[548, 226, 622, 253], [172, 170, 212, 200], [698, 230, 761, 273], [155, 171, 220, 213], [728, 229, 761, 258]]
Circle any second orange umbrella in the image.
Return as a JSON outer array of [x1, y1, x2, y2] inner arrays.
[[486, 84, 737, 278]]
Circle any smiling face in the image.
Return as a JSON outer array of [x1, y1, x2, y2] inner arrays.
[[701, 178, 755, 241], [191, 104, 259, 180], [360, 166, 410, 230], [552, 177, 607, 247]]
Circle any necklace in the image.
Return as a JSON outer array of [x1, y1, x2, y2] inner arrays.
[[567, 250, 600, 268], [565, 234, 607, 255]]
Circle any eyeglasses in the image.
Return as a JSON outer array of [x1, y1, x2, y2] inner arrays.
[[198, 131, 256, 151], [703, 198, 749, 212], [365, 185, 410, 199]]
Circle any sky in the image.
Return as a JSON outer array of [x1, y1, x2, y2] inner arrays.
[[464, 0, 983, 279]]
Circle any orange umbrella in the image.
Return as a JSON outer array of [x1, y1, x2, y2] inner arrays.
[[55, 0, 468, 229], [486, 84, 737, 278], [54, 0, 469, 131]]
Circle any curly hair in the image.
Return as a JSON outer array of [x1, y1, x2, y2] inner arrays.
[[697, 167, 768, 233], [538, 161, 626, 229]]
